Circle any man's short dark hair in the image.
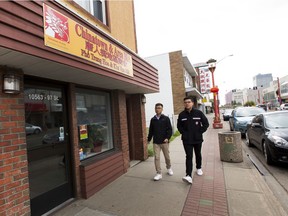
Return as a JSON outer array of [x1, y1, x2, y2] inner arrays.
[[155, 103, 163, 108], [183, 96, 194, 102]]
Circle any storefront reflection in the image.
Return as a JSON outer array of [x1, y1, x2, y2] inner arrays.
[[27, 127, 67, 199], [25, 86, 68, 199]]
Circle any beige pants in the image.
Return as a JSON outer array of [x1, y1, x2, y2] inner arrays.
[[153, 143, 171, 174]]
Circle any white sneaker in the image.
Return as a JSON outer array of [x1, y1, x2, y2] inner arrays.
[[167, 168, 173, 176], [182, 176, 193, 184], [196, 169, 203, 176], [154, 173, 162, 181]]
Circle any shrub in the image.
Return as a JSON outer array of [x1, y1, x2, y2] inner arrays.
[[147, 130, 180, 157]]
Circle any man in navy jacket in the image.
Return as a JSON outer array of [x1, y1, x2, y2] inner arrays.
[[148, 103, 173, 181], [177, 96, 209, 184]]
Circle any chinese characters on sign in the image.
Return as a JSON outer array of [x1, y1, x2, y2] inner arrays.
[[199, 67, 211, 94], [43, 4, 133, 77]]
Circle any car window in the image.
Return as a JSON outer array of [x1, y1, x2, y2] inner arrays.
[[265, 113, 288, 128], [254, 115, 263, 125], [235, 108, 265, 117], [224, 109, 233, 115]]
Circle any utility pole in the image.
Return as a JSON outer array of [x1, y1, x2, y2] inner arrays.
[[277, 77, 282, 105]]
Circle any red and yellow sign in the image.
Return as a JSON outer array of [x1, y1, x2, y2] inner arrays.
[[79, 125, 88, 140], [43, 4, 133, 76]]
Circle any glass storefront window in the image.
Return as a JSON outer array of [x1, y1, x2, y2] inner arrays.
[[24, 85, 70, 200], [76, 88, 113, 160]]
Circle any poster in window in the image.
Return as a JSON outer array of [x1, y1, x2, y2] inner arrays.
[[79, 124, 88, 140]]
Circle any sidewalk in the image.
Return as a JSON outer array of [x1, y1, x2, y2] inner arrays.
[[51, 114, 287, 216]]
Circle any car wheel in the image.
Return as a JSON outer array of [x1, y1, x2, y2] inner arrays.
[[263, 141, 274, 165], [34, 129, 41, 134], [245, 132, 253, 147]]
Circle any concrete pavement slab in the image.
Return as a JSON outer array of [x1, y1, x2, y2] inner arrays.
[[82, 175, 189, 216], [224, 166, 262, 192], [53, 136, 190, 216], [74, 207, 115, 216], [227, 190, 275, 216]]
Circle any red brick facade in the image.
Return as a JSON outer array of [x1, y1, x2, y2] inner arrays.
[[169, 51, 186, 114], [0, 69, 30, 216]]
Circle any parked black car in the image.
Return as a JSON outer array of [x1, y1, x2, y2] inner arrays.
[[256, 104, 267, 111], [246, 111, 288, 165], [223, 109, 233, 121]]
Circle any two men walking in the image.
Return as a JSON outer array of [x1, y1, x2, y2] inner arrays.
[[148, 96, 209, 183]]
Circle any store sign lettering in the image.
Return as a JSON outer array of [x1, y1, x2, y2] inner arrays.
[[43, 4, 133, 77], [28, 94, 59, 101]]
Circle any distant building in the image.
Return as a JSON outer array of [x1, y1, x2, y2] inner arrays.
[[232, 90, 244, 105], [280, 75, 288, 103], [225, 91, 233, 105], [262, 75, 288, 107], [144, 50, 203, 130], [243, 88, 263, 105], [253, 73, 273, 88]]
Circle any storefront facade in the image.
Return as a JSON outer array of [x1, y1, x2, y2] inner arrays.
[[0, 1, 158, 215]]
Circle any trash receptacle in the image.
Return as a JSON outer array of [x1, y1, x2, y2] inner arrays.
[[218, 131, 243, 162]]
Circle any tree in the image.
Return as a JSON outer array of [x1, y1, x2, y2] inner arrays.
[[244, 101, 255, 107]]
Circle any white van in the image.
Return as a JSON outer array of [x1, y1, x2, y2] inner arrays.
[[280, 103, 288, 110]]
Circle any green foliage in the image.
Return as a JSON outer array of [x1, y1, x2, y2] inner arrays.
[[244, 101, 256, 107], [147, 130, 181, 157], [147, 143, 154, 157], [169, 130, 180, 142]]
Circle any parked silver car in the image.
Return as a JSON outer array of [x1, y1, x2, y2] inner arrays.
[[25, 123, 42, 135], [280, 103, 288, 110]]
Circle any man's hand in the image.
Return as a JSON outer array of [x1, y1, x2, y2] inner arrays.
[[163, 139, 168, 143]]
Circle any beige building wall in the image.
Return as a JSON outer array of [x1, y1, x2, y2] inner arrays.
[[108, 0, 137, 52], [62, 0, 137, 52], [169, 51, 186, 114]]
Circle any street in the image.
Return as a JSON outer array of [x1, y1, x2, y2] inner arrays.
[[241, 136, 288, 213], [221, 119, 288, 214]]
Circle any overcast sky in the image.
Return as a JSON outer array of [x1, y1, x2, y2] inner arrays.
[[133, 0, 288, 104]]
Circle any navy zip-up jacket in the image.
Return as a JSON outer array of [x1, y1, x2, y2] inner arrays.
[[147, 114, 172, 144], [177, 108, 209, 144]]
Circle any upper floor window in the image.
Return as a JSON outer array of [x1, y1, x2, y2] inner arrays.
[[74, 0, 107, 25]]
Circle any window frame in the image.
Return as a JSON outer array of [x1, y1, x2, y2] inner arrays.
[[73, 0, 107, 25], [75, 87, 113, 161]]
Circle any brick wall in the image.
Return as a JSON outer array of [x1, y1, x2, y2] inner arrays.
[[111, 90, 130, 171], [0, 69, 30, 216], [169, 51, 186, 115], [130, 94, 148, 160], [111, 92, 147, 163]]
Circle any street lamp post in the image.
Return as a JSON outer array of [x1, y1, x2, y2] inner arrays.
[[277, 77, 282, 105], [207, 58, 223, 129]]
